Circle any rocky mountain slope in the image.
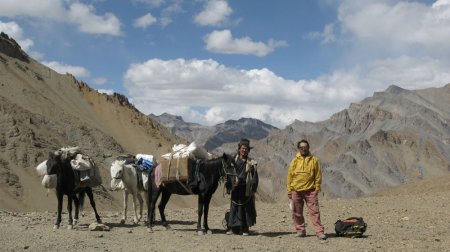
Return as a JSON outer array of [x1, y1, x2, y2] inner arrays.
[[0, 33, 181, 211], [150, 113, 278, 151], [244, 84, 450, 200]]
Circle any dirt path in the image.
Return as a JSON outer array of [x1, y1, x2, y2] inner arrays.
[[1, 188, 449, 252]]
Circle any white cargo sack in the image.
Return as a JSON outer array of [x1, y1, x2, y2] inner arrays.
[[70, 154, 94, 171], [42, 174, 57, 189], [161, 142, 211, 160], [36, 160, 48, 176]]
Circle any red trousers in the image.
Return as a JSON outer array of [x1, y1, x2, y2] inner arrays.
[[291, 190, 324, 235]]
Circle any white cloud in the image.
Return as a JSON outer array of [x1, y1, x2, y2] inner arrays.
[[194, 0, 232, 26], [308, 23, 336, 44], [43, 61, 90, 78], [123, 56, 450, 128], [204, 29, 287, 56], [91, 77, 108, 85], [68, 3, 122, 36], [365, 56, 450, 90], [0, 21, 34, 51], [158, 1, 183, 27], [337, 0, 450, 50], [0, 0, 65, 19], [0, 1, 122, 36], [132, 0, 166, 7], [134, 13, 157, 29]]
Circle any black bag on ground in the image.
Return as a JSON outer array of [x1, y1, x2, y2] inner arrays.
[[335, 217, 367, 237], [222, 210, 230, 229]]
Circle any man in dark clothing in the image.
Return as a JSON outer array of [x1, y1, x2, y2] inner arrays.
[[226, 138, 258, 236]]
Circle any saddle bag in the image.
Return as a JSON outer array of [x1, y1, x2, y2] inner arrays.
[[335, 217, 367, 237]]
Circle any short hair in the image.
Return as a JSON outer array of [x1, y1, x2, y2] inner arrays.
[[297, 139, 310, 149], [238, 138, 252, 149]]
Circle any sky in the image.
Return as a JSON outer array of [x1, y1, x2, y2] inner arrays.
[[1, 0, 450, 128]]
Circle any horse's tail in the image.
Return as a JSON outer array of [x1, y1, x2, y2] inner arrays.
[[78, 190, 86, 209]]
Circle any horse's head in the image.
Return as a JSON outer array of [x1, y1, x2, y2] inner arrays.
[[46, 151, 61, 175], [110, 160, 125, 179], [220, 153, 237, 177]]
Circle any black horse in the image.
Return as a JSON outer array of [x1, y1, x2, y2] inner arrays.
[[46, 152, 102, 230], [146, 153, 236, 235]]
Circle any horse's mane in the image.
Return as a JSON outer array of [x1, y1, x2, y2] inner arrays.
[[112, 159, 127, 167], [203, 156, 223, 166]]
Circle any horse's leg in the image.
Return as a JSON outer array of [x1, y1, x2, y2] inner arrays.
[[85, 187, 102, 223], [73, 193, 80, 226], [143, 190, 149, 224], [197, 195, 205, 235], [158, 190, 171, 230], [67, 194, 73, 230], [137, 192, 144, 222], [147, 186, 161, 233], [54, 190, 63, 230], [131, 192, 139, 224], [121, 189, 128, 224], [203, 194, 213, 235]]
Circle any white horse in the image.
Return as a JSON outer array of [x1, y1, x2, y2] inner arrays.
[[110, 159, 148, 224]]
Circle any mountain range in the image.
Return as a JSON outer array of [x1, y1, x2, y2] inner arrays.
[[150, 113, 278, 151], [1, 32, 449, 211]]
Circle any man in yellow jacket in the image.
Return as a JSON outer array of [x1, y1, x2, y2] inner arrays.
[[286, 139, 326, 240]]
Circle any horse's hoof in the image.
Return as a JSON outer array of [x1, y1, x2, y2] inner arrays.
[[74, 219, 78, 225], [67, 225, 73, 230], [197, 230, 205, 236], [164, 224, 171, 230], [133, 219, 139, 225], [206, 230, 213, 235], [53, 225, 59, 231], [147, 227, 153, 233], [120, 219, 125, 225], [97, 219, 102, 224]]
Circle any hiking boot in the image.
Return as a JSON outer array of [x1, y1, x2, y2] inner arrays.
[[226, 230, 233, 235], [295, 232, 306, 237], [317, 233, 327, 240], [242, 232, 249, 236]]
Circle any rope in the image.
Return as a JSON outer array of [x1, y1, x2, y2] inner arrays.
[[231, 196, 252, 206]]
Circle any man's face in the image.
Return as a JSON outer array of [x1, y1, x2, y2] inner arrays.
[[239, 145, 249, 159], [298, 143, 309, 156]]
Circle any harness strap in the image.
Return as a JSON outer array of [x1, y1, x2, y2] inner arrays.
[[176, 179, 193, 194]]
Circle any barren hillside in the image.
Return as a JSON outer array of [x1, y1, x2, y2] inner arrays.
[[0, 33, 181, 211]]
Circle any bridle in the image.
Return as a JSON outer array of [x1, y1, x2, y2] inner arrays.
[[112, 165, 124, 180], [220, 157, 237, 179]]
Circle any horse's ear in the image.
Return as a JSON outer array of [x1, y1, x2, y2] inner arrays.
[[222, 153, 227, 160]]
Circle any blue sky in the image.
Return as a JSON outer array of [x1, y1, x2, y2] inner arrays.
[[1, 0, 449, 128]]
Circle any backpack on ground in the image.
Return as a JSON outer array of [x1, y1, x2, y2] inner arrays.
[[222, 210, 230, 229], [335, 217, 367, 237]]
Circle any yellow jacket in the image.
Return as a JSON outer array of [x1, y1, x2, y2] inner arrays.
[[286, 153, 322, 192]]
